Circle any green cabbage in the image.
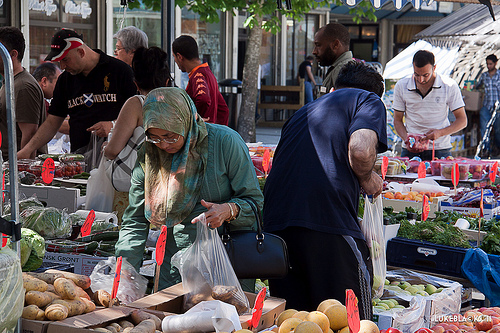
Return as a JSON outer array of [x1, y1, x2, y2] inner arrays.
[[12, 228, 45, 271]]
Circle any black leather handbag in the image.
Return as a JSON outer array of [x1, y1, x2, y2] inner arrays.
[[221, 197, 290, 279]]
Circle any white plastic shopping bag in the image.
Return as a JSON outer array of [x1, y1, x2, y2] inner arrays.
[[85, 158, 114, 212]]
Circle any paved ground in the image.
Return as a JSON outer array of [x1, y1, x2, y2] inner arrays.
[[255, 126, 282, 146]]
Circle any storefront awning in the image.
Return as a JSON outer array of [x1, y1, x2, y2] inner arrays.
[[382, 39, 460, 79]]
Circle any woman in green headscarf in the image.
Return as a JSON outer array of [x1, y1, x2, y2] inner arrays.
[[115, 87, 263, 291]]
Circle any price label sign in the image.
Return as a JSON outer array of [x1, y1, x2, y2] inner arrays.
[[262, 149, 271, 175], [346, 289, 360, 333], [480, 188, 484, 218], [451, 163, 460, 187], [155, 226, 168, 266], [247, 287, 267, 329], [80, 210, 95, 237], [418, 162, 426, 179], [111, 256, 123, 300], [381, 156, 388, 180], [1, 234, 7, 247], [422, 195, 430, 221], [41, 158, 55, 184], [490, 162, 498, 183]]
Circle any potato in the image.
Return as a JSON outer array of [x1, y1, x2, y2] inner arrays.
[[36, 308, 45, 321], [25, 291, 53, 308], [93, 328, 112, 333], [130, 310, 162, 330], [67, 298, 86, 316], [122, 328, 133, 333], [23, 274, 48, 292], [93, 290, 112, 307], [118, 320, 134, 329], [45, 303, 69, 321], [211, 285, 248, 315], [22, 305, 42, 320], [51, 299, 74, 316], [46, 291, 61, 301], [46, 269, 91, 289], [108, 322, 122, 332], [75, 286, 91, 300], [27, 272, 64, 284], [130, 319, 156, 333], [81, 298, 96, 313], [46, 284, 56, 293], [54, 277, 78, 300], [105, 326, 118, 333]]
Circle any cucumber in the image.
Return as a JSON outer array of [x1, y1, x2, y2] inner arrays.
[[59, 153, 85, 162], [38, 154, 61, 161], [75, 231, 119, 242]]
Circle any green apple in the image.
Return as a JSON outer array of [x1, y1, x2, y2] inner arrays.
[[435, 287, 444, 293], [388, 299, 399, 307], [385, 279, 390, 285], [415, 290, 429, 296], [370, 240, 382, 259], [399, 281, 411, 290], [405, 286, 419, 295], [379, 300, 395, 308], [425, 284, 437, 295]]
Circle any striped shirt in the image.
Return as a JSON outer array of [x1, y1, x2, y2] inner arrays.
[[393, 73, 465, 150], [477, 70, 500, 109]]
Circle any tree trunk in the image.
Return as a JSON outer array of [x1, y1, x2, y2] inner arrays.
[[237, 15, 263, 143]]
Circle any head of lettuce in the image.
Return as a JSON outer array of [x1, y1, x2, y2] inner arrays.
[[8, 228, 45, 271]]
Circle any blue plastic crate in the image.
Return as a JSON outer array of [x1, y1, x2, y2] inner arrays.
[[386, 237, 468, 278]]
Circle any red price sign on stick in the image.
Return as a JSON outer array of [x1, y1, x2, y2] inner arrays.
[[247, 287, 267, 329], [262, 149, 271, 176], [422, 195, 430, 221], [346, 289, 360, 333], [41, 158, 55, 184], [2, 234, 7, 247], [381, 156, 388, 180], [155, 226, 168, 266], [111, 256, 123, 301], [490, 162, 498, 183], [80, 210, 95, 237], [480, 188, 484, 218], [451, 163, 460, 188], [418, 162, 426, 179]]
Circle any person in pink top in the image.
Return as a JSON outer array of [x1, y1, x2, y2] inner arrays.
[[172, 35, 229, 125]]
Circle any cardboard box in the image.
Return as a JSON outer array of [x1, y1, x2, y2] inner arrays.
[[383, 198, 439, 218], [440, 201, 500, 220], [6, 183, 85, 213], [461, 89, 483, 112], [21, 319, 51, 333], [43, 252, 107, 276], [127, 283, 286, 331], [383, 224, 401, 247], [45, 306, 170, 333]]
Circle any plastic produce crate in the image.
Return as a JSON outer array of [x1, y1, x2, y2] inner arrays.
[[386, 237, 468, 278]]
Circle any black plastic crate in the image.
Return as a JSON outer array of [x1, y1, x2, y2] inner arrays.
[[33, 261, 74, 273], [386, 237, 468, 278]]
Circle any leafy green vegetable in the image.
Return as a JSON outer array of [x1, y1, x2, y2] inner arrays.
[[397, 219, 471, 248], [22, 207, 71, 239], [9, 228, 45, 271]]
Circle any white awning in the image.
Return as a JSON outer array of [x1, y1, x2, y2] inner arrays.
[[340, 0, 433, 10]]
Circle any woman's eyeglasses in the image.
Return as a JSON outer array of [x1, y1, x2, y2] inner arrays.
[[145, 134, 180, 144]]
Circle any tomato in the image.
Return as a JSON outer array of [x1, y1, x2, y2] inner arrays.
[[386, 328, 402, 333], [414, 328, 433, 333]]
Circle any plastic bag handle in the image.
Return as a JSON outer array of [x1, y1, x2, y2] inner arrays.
[[222, 197, 263, 240]]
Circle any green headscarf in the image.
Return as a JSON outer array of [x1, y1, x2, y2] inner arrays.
[[138, 87, 208, 227]]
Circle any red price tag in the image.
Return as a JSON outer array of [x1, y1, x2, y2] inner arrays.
[[155, 226, 168, 266], [111, 256, 123, 300], [262, 149, 271, 175], [1, 234, 7, 247], [247, 287, 266, 329], [422, 195, 430, 221], [451, 163, 459, 187], [41, 158, 55, 184], [346, 289, 360, 333], [418, 162, 426, 179], [80, 210, 95, 237], [490, 162, 498, 183], [480, 188, 484, 218], [381, 156, 388, 180]]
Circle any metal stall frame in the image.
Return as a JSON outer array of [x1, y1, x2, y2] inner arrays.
[[0, 41, 23, 333]]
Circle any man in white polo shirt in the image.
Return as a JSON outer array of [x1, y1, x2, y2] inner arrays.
[[393, 50, 467, 160]]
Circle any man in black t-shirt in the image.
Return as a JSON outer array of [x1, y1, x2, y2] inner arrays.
[[297, 55, 316, 104], [18, 29, 136, 158], [264, 62, 387, 317]]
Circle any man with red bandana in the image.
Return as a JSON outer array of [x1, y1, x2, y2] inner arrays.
[[172, 35, 229, 125]]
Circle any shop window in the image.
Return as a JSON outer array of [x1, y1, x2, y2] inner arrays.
[[29, 0, 97, 73], [112, 0, 161, 48], [0, 1, 11, 26], [286, 15, 318, 85], [180, 8, 223, 82], [347, 25, 379, 62]]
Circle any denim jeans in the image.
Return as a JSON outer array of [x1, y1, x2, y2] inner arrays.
[[479, 105, 500, 149], [401, 148, 452, 160], [304, 81, 313, 104]]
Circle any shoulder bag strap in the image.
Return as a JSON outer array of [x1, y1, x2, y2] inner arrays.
[[222, 197, 263, 239]]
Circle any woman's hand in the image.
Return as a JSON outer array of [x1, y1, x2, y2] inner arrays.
[[191, 199, 232, 228]]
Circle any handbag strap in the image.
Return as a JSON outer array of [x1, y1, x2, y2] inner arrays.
[[222, 197, 263, 240]]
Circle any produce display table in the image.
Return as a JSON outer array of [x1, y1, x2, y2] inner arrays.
[[386, 173, 490, 188]]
